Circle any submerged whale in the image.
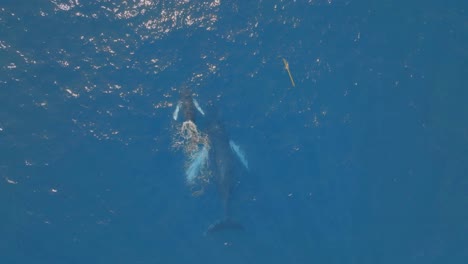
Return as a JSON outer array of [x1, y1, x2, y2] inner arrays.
[[173, 87, 248, 234], [205, 104, 248, 234]]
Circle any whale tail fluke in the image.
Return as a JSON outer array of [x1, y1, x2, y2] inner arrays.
[[205, 218, 244, 235]]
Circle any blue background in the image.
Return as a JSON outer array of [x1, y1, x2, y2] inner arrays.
[[0, 0, 467, 263]]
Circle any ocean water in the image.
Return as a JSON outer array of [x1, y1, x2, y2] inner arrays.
[[1, 1, 467, 263]]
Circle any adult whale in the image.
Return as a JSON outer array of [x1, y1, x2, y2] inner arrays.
[[173, 88, 248, 234], [205, 103, 248, 234]]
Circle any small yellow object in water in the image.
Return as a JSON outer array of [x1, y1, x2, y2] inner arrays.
[[282, 58, 296, 87]]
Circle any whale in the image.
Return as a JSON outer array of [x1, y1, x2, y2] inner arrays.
[[204, 104, 248, 234], [173, 85, 204, 122], [173, 88, 248, 234], [173, 85, 208, 186]]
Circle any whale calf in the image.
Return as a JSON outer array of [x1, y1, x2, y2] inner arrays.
[[173, 85, 204, 122]]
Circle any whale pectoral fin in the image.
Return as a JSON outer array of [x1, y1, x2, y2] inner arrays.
[[205, 218, 244, 235], [192, 99, 205, 116], [229, 140, 249, 170], [173, 102, 182, 121]]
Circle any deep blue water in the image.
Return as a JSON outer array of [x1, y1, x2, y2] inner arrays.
[[1, 1, 467, 263]]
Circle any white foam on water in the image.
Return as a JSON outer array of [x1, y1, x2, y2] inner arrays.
[[185, 144, 209, 184]]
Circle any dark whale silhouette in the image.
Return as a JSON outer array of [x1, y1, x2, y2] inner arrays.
[[204, 103, 246, 234], [173, 87, 247, 234]]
